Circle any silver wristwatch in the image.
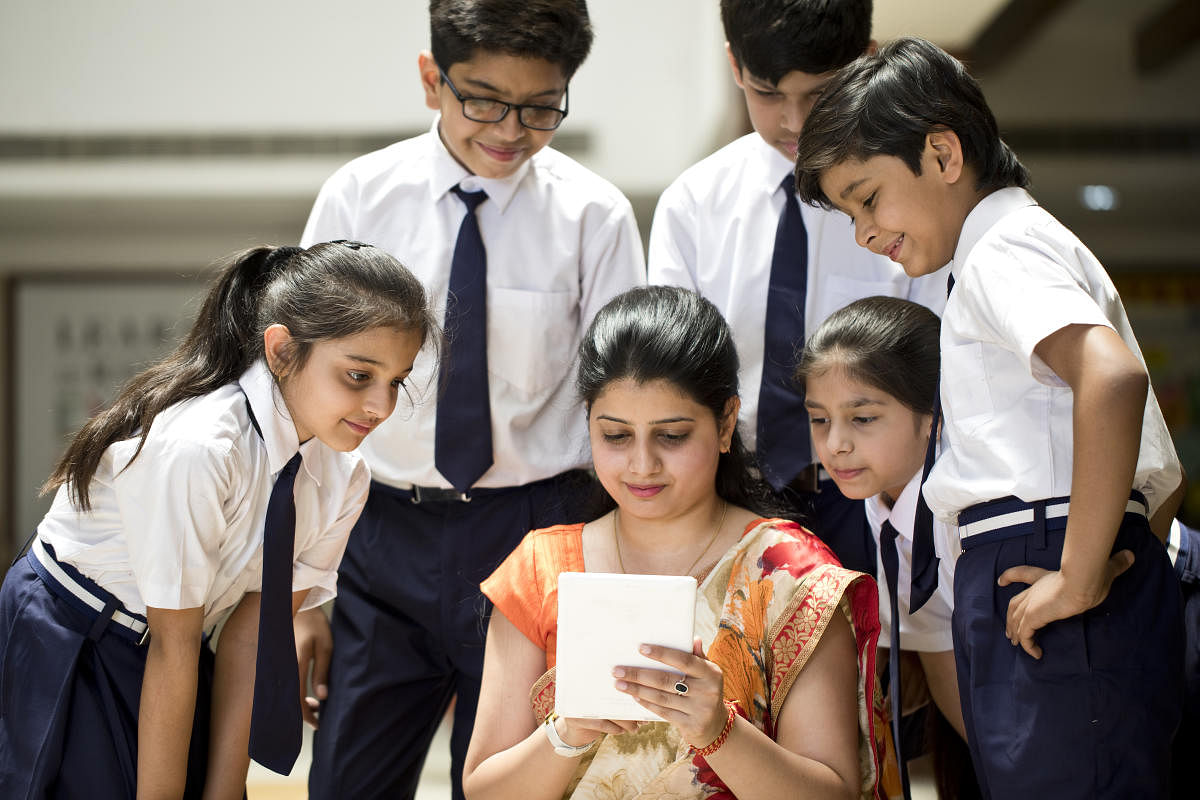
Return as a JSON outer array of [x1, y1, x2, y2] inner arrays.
[[542, 712, 596, 757]]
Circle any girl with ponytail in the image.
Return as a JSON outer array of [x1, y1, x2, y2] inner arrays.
[[0, 241, 435, 799]]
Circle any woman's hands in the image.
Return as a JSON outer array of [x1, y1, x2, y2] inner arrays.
[[612, 637, 727, 749], [552, 715, 639, 748]]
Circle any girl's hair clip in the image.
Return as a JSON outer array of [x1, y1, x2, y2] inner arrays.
[[329, 239, 374, 251]]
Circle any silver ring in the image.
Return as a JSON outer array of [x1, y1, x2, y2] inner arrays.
[[674, 680, 689, 695]]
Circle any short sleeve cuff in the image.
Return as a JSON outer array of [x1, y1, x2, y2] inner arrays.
[[292, 564, 337, 610], [877, 625, 954, 652], [480, 536, 548, 651], [138, 581, 208, 613]]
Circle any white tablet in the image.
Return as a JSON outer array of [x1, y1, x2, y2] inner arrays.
[[555, 572, 697, 721]]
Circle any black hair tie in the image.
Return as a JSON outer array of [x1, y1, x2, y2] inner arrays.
[[263, 245, 303, 273]]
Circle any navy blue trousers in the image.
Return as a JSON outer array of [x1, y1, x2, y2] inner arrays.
[[1171, 520, 1200, 799], [0, 554, 213, 799], [307, 472, 592, 800], [812, 479, 876, 575], [952, 514, 1184, 799]]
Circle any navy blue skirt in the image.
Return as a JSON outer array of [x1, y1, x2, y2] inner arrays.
[[0, 552, 214, 799]]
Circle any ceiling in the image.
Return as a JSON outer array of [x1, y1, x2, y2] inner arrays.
[[0, 0, 1194, 273]]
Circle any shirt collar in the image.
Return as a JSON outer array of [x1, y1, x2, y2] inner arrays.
[[951, 186, 1038, 281], [743, 133, 799, 195], [865, 469, 923, 540], [426, 115, 531, 214], [237, 359, 324, 487]]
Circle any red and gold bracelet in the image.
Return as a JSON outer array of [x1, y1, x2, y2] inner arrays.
[[690, 700, 739, 758]]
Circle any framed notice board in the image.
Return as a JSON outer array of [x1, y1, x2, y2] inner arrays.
[[6, 274, 203, 542]]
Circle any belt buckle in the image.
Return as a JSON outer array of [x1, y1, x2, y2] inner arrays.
[[410, 485, 471, 504]]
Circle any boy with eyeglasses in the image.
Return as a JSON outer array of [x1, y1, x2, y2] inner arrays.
[[295, 2, 644, 798]]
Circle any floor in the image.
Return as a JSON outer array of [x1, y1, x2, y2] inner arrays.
[[246, 715, 939, 799], [246, 718, 453, 800]]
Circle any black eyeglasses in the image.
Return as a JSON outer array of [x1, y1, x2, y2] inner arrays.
[[438, 66, 568, 131]]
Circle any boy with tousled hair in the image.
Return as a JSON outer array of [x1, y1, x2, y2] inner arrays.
[[295, 2, 644, 798], [796, 36, 1185, 798], [650, 8, 953, 791], [648, 0, 948, 579]]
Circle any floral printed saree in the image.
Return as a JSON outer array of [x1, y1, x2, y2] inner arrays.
[[483, 518, 886, 799]]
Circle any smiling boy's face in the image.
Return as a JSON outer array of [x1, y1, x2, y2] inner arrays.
[[420, 50, 566, 179], [818, 132, 974, 279]]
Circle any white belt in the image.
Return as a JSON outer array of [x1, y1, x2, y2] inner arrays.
[[31, 538, 149, 641], [958, 497, 1146, 540]]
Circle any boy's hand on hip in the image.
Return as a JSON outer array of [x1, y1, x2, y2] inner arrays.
[[998, 549, 1135, 659]]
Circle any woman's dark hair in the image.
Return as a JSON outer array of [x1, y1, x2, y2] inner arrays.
[[430, 0, 593, 79], [794, 296, 941, 416], [721, 0, 872, 83], [577, 285, 777, 516], [45, 241, 437, 510], [795, 36, 1030, 208]]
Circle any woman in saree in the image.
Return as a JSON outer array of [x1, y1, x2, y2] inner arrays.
[[463, 286, 885, 800]]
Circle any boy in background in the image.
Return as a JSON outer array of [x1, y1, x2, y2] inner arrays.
[[796, 36, 1185, 797], [296, 2, 645, 798], [648, 0, 948, 577]]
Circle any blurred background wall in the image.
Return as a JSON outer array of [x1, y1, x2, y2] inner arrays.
[[2, 0, 1198, 562]]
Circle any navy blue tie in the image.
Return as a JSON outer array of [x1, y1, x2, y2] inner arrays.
[[435, 185, 493, 493], [910, 273, 953, 612], [757, 173, 810, 491], [880, 519, 912, 799], [248, 450, 303, 774]]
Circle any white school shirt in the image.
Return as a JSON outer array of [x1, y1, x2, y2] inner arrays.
[[864, 470, 958, 652], [924, 187, 1182, 525], [648, 132, 949, 456], [37, 359, 369, 630], [301, 119, 646, 490]]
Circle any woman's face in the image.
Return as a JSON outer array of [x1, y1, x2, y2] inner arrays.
[[588, 378, 737, 522]]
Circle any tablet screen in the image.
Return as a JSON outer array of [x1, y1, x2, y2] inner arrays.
[[555, 572, 697, 721]]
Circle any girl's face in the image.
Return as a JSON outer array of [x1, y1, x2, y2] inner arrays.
[[588, 378, 737, 522], [269, 324, 424, 452], [804, 366, 932, 505]]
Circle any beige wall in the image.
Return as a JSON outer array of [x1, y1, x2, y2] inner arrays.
[[2, 0, 1198, 556]]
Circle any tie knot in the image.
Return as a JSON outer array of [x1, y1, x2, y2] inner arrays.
[[779, 173, 796, 195], [280, 451, 302, 479], [451, 184, 488, 212], [880, 519, 900, 543]]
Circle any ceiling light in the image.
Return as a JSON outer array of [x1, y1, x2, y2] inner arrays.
[[1079, 184, 1119, 211]]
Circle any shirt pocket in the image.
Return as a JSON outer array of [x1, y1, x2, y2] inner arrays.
[[486, 287, 578, 397], [941, 341, 994, 436]]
